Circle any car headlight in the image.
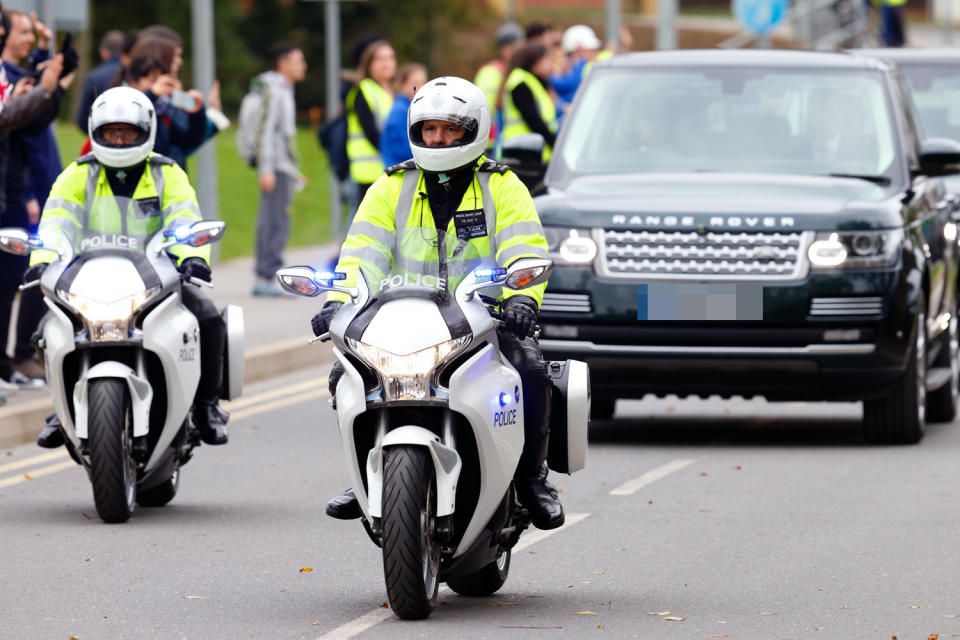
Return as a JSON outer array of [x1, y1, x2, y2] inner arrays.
[[348, 335, 471, 400], [545, 227, 597, 265], [58, 288, 156, 341], [808, 229, 902, 269]]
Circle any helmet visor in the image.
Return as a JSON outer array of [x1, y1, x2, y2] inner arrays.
[[92, 123, 150, 149], [408, 101, 480, 148]]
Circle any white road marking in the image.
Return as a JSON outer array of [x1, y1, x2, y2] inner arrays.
[[609, 458, 696, 496], [316, 512, 592, 640], [223, 377, 327, 411]]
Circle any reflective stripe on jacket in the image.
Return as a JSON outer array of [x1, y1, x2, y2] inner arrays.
[[502, 67, 557, 163], [30, 152, 209, 266], [328, 157, 549, 306], [346, 78, 393, 184]]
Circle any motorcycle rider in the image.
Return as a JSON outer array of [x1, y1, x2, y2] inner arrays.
[[30, 86, 229, 447], [311, 76, 564, 530]]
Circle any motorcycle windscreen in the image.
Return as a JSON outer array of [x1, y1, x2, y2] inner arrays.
[[349, 228, 496, 351]]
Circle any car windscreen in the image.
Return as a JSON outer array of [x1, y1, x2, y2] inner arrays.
[[898, 64, 960, 141], [554, 67, 897, 185]]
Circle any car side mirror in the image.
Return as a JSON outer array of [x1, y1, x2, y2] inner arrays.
[[919, 137, 960, 177]]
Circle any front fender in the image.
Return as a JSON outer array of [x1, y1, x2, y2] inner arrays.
[[366, 425, 462, 519], [73, 361, 152, 440]]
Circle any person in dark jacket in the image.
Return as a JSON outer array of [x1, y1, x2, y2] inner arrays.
[[1, 9, 65, 383], [74, 29, 124, 131]]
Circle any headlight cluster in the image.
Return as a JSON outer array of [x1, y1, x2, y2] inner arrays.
[[808, 229, 902, 269], [59, 288, 157, 341], [348, 335, 471, 401], [544, 227, 597, 265]]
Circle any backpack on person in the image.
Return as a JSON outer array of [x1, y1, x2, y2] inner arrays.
[[317, 110, 349, 182], [235, 76, 267, 167]]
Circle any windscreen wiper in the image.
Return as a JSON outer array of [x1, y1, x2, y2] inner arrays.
[[825, 173, 891, 185]]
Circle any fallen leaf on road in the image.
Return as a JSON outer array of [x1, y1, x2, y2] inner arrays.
[[299, 567, 313, 573], [733, 466, 742, 470], [942, 614, 960, 618], [84, 558, 90, 562], [646, 611, 671, 616], [575, 611, 599, 616], [759, 611, 780, 616], [69, 637, 78, 639], [592, 571, 605, 575], [597, 624, 604, 629], [648, 500, 653, 505], [815, 626, 825, 630], [567, 584, 575, 588], [713, 635, 729, 638], [700, 472, 709, 476], [817, 587, 825, 591], [182, 595, 201, 600], [928, 634, 939, 640], [311, 621, 319, 626], [490, 601, 520, 607], [856, 551, 867, 555], [440, 601, 452, 606], [664, 616, 685, 621], [380, 602, 388, 608], [23, 473, 32, 480], [911, 605, 923, 609]]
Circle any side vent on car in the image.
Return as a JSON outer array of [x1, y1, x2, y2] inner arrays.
[[809, 297, 884, 316], [541, 293, 592, 313]]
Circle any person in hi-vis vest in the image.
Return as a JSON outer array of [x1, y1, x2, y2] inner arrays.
[[312, 77, 564, 531]]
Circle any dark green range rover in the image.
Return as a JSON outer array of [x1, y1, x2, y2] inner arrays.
[[533, 50, 960, 443]]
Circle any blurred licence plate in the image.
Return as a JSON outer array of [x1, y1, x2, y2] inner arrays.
[[637, 283, 763, 321]]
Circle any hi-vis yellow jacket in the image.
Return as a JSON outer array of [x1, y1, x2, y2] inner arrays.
[[501, 68, 557, 163], [30, 152, 209, 266], [328, 157, 549, 305], [346, 78, 393, 185]]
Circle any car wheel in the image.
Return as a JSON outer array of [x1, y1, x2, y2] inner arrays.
[[863, 295, 926, 444], [927, 302, 959, 423]]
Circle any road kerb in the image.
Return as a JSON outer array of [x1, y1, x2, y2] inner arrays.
[[0, 339, 334, 450]]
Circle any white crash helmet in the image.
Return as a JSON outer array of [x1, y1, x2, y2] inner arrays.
[[88, 86, 157, 168], [562, 25, 601, 53], [408, 77, 491, 173]]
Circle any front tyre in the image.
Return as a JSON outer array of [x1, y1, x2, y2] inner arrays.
[[446, 549, 511, 596], [863, 297, 926, 444], [381, 445, 439, 620], [927, 303, 959, 423], [88, 379, 137, 523]]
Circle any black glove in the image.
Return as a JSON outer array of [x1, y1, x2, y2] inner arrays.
[[178, 257, 212, 283], [501, 295, 539, 338], [312, 301, 344, 337], [22, 263, 48, 285]]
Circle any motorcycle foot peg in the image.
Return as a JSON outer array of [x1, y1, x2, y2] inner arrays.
[[370, 516, 382, 537]]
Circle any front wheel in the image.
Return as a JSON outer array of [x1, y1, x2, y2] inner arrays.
[[88, 379, 137, 523], [927, 302, 959, 423], [381, 445, 439, 620], [446, 549, 511, 596], [863, 299, 926, 444]]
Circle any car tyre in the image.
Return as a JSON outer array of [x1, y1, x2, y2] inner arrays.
[[927, 302, 959, 423], [863, 296, 926, 444]]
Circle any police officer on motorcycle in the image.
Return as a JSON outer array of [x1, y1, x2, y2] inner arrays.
[[31, 86, 230, 447], [312, 76, 564, 530]]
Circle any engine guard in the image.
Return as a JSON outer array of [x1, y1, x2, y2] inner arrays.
[[365, 425, 462, 519]]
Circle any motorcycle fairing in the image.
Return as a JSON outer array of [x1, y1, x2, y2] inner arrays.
[[72, 361, 152, 440]]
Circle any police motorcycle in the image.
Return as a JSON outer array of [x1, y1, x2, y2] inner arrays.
[[0, 201, 244, 523], [276, 230, 589, 620]]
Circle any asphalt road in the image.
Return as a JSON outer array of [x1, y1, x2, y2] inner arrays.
[[2, 366, 960, 640]]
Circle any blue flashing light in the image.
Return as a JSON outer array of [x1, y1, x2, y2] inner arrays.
[[172, 226, 192, 241], [499, 392, 512, 407], [475, 267, 507, 283], [314, 271, 347, 284]]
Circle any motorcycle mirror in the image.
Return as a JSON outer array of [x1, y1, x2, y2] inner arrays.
[[0, 227, 43, 256], [276, 266, 358, 299], [158, 221, 227, 252], [504, 257, 554, 290]]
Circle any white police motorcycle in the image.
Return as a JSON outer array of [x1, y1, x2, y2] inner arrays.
[[0, 203, 244, 523], [277, 230, 589, 619]]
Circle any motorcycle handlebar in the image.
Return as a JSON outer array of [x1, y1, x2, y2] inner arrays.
[[18, 279, 40, 292]]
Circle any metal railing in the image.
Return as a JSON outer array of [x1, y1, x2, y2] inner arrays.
[[718, 0, 875, 50]]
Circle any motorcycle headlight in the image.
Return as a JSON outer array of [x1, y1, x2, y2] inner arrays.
[[348, 335, 471, 401], [58, 288, 157, 341], [545, 227, 597, 266], [808, 229, 902, 269]]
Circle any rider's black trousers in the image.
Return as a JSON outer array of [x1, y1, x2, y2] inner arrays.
[[328, 334, 552, 477], [181, 285, 225, 404]]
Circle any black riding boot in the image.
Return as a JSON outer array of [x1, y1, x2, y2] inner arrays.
[[514, 427, 565, 530], [36, 412, 65, 448], [183, 287, 229, 445], [326, 486, 362, 519]]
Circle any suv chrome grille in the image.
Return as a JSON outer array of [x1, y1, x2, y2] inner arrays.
[[542, 293, 591, 313], [810, 297, 883, 316], [599, 229, 810, 281]]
